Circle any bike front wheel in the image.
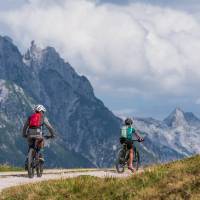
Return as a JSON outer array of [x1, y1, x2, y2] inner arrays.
[[27, 148, 35, 178], [116, 148, 126, 173], [133, 149, 140, 171], [36, 161, 43, 177]]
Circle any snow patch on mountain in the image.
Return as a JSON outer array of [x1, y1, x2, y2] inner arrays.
[[0, 80, 9, 103]]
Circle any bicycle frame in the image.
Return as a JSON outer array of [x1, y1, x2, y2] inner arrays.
[[116, 139, 142, 173], [27, 137, 47, 178], [122, 143, 138, 162]]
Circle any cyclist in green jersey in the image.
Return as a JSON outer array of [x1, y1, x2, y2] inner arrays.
[[120, 118, 144, 172]]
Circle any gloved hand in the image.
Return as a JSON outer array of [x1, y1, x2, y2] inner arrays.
[[138, 138, 144, 142], [49, 135, 55, 139], [44, 135, 51, 139]]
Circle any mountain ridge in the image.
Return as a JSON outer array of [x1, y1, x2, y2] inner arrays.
[[0, 35, 121, 167], [1, 35, 200, 168]]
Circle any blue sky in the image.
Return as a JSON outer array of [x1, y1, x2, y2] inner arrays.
[[1, 0, 200, 119]]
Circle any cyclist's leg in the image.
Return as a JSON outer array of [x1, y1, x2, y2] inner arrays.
[[128, 148, 133, 167], [39, 139, 45, 162], [127, 140, 135, 172], [28, 138, 36, 150], [36, 138, 44, 150], [36, 138, 45, 162]]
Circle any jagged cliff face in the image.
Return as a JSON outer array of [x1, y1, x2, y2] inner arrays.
[[22, 41, 121, 167], [0, 80, 33, 165], [0, 36, 121, 167], [0, 79, 95, 167]]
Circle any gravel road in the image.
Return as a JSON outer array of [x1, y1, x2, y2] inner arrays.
[[0, 169, 143, 192]]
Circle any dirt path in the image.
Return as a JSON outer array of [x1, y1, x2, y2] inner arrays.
[[0, 168, 143, 192]]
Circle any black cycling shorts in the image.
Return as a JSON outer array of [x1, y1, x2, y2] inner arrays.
[[120, 137, 133, 149]]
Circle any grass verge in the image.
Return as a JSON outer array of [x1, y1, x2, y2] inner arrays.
[[0, 164, 23, 172], [1, 155, 200, 200]]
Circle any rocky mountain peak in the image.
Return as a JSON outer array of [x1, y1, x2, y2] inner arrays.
[[163, 107, 200, 127], [24, 40, 94, 99], [0, 35, 21, 60], [24, 40, 43, 64], [163, 107, 188, 128], [174, 107, 184, 117]]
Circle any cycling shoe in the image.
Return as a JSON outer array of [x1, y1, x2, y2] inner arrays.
[[128, 166, 136, 173]]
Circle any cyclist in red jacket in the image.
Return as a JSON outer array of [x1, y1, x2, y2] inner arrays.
[[22, 104, 56, 169]]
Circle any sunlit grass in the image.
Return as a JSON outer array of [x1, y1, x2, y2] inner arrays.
[[1, 155, 200, 200], [0, 164, 23, 172]]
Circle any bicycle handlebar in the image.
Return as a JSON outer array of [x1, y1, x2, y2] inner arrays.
[[132, 139, 144, 142], [43, 135, 54, 139]]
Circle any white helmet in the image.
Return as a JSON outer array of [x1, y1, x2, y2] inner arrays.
[[33, 104, 46, 112]]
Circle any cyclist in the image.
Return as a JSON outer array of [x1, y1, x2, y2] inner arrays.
[[22, 104, 56, 169], [120, 117, 143, 172]]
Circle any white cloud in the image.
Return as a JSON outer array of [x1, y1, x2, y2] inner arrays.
[[0, 0, 200, 99], [195, 98, 200, 105]]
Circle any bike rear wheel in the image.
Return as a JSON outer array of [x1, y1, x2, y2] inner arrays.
[[116, 148, 126, 173], [27, 148, 35, 178]]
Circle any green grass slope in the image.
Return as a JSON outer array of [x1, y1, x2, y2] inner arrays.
[[1, 155, 200, 200], [0, 164, 22, 172]]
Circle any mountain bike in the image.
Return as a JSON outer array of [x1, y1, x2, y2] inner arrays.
[[116, 139, 143, 173], [27, 135, 52, 178]]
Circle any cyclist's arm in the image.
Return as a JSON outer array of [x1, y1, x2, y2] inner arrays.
[[22, 119, 29, 138], [132, 127, 142, 140], [135, 130, 144, 141], [43, 117, 56, 138]]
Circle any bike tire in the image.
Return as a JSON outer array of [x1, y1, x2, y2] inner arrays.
[[116, 148, 126, 173], [36, 161, 43, 177], [28, 148, 35, 178], [133, 149, 140, 171]]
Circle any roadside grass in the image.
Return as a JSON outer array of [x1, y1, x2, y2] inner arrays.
[[1, 155, 200, 200], [0, 164, 23, 172]]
